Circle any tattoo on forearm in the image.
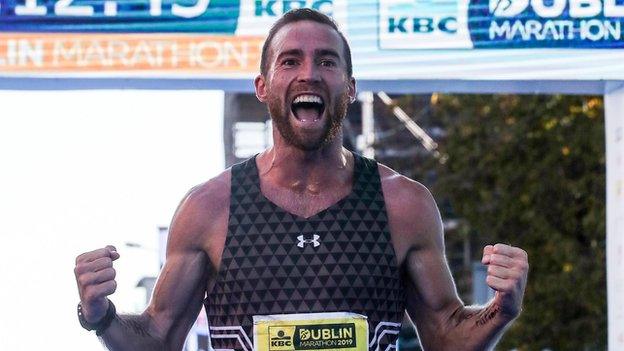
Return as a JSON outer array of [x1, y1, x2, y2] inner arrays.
[[117, 315, 150, 337], [475, 304, 501, 326], [450, 306, 476, 327]]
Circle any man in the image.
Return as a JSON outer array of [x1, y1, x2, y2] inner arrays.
[[74, 8, 529, 351]]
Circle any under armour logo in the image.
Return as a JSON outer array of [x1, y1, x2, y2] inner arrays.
[[297, 234, 320, 248]]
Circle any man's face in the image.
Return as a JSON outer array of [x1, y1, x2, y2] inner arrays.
[[255, 20, 356, 151]]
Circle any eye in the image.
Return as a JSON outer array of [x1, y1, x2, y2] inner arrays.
[[282, 58, 298, 66], [319, 59, 336, 67]]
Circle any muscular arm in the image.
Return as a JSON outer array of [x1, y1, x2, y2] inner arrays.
[[381, 166, 527, 351], [101, 247, 209, 351], [80, 173, 230, 351]]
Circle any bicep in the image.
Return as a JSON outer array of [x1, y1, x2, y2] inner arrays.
[[143, 184, 225, 350]]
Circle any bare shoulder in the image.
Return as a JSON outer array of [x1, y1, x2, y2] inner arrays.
[[378, 163, 439, 227], [378, 164, 435, 210], [377, 163, 444, 265], [167, 169, 231, 259], [179, 169, 231, 220]]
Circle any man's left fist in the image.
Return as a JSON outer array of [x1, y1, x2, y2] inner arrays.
[[482, 243, 529, 319]]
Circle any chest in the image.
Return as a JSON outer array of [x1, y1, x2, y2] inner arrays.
[[261, 183, 352, 219], [212, 188, 404, 316]]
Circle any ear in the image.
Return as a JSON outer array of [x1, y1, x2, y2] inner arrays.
[[254, 74, 268, 103], [347, 77, 357, 104]]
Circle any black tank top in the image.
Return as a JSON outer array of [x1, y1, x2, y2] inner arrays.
[[205, 154, 405, 351]]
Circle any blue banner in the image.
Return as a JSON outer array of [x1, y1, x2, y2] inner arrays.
[[0, 0, 240, 32], [379, 0, 624, 48], [469, 0, 624, 48]]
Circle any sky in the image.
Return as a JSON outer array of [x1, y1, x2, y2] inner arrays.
[[0, 89, 225, 350]]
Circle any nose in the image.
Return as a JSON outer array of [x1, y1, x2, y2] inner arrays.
[[297, 59, 321, 83]]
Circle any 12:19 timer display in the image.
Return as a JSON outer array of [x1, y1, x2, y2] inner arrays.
[[8, 0, 209, 18], [0, 0, 240, 32]]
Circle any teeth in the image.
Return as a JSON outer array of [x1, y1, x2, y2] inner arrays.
[[294, 95, 323, 104]]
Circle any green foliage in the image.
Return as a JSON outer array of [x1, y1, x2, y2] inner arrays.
[[428, 94, 606, 350]]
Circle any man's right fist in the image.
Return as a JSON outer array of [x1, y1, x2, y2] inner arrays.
[[74, 245, 120, 323]]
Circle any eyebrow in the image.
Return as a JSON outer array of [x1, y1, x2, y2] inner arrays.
[[315, 49, 340, 59], [275, 48, 341, 61], [276, 49, 303, 61]]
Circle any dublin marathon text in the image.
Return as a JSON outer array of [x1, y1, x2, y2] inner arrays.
[[490, 19, 623, 41]]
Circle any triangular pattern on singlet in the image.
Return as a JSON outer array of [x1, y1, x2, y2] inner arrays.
[[205, 153, 405, 351]]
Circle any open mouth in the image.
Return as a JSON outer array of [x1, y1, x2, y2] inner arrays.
[[291, 94, 325, 123]]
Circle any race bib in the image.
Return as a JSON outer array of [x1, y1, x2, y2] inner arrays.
[[253, 312, 368, 351]]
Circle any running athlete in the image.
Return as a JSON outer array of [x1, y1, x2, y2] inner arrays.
[[74, 9, 529, 351]]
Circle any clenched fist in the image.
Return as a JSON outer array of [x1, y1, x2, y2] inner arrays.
[[74, 245, 120, 323], [482, 243, 529, 319]]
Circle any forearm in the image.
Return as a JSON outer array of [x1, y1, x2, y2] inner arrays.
[[99, 313, 167, 351], [441, 302, 515, 351]]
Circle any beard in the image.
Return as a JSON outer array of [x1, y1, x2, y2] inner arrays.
[[267, 91, 349, 151]]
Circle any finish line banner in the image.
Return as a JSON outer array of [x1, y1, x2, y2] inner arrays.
[[0, 0, 622, 79]]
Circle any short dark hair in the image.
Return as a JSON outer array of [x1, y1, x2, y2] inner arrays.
[[260, 8, 353, 78]]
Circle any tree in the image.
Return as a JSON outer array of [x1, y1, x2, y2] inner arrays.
[[426, 94, 606, 350]]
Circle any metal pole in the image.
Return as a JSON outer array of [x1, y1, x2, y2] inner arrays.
[[358, 91, 375, 158], [605, 82, 624, 351], [377, 91, 439, 155]]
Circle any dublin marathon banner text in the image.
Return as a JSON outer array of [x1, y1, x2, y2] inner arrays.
[[379, 0, 624, 48], [0, 0, 621, 76]]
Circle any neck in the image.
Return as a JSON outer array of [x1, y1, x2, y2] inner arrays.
[[257, 129, 352, 193]]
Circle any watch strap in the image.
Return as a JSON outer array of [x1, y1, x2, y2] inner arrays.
[[77, 300, 117, 336]]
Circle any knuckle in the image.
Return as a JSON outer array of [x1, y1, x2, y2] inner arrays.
[[102, 268, 115, 279], [95, 257, 111, 269], [491, 254, 504, 265], [78, 273, 90, 287], [518, 261, 529, 271], [488, 266, 501, 276], [76, 252, 89, 264]]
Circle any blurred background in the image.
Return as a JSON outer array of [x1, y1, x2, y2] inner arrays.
[[0, 90, 225, 350]]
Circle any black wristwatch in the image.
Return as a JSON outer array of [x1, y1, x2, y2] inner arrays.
[[77, 300, 117, 336]]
